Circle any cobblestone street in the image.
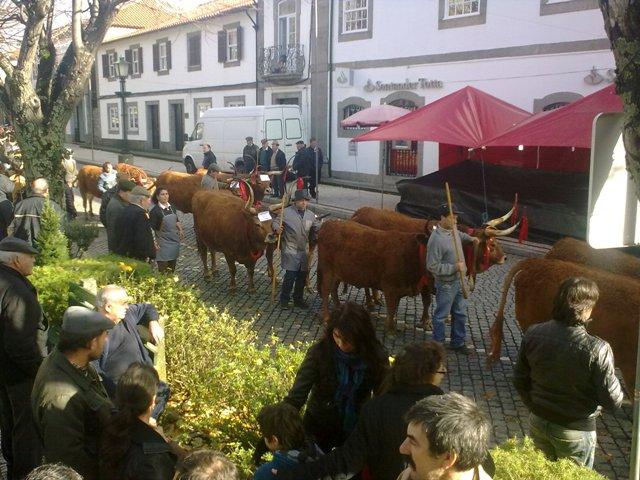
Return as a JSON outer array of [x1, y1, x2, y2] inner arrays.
[[82, 201, 632, 480]]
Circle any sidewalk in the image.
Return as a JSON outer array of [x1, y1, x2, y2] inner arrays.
[[68, 144, 401, 217]]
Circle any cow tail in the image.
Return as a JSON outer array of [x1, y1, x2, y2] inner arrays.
[[487, 260, 525, 367]]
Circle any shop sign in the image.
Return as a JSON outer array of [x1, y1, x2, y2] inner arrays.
[[363, 78, 443, 92]]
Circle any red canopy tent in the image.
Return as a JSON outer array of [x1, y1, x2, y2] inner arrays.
[[352, 86, 531, 147], [485, 84, 623, 149], [341, 104, 410, 128]]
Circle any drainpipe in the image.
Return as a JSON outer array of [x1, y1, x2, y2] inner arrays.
[[327, 0, 334, 177], [245, 5, 259, 105]]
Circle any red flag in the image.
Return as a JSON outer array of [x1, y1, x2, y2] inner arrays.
[[518, 208, 529, 243], [296, 177, 304, 190]]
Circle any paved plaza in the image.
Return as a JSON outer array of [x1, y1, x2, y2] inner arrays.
[[79, 191, 632, 479]]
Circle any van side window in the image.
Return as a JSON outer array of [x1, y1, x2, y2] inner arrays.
[[285, 118, 302, 139], [265, 119, 283, 140], [192, 123, 203, 141]]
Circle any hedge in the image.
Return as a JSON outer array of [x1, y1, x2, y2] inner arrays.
[[29, 257, 606, 478]]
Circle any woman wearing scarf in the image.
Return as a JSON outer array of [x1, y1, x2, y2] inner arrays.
[[149, 187, 184, 273], [284, 302, 389, 452]]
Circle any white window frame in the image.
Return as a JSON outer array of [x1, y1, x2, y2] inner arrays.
[[109, 105, 120, 131], [278, 0, 296, 48], [196, 101, 211, 118], [158, 42, 168, 71], [131, 48, 139, 75], [343, 0, 369, 33], [108, 52, 117, 78], [127, 105, 139, 131], [444, 0, 480, 19], [227, 29, 238, 62]]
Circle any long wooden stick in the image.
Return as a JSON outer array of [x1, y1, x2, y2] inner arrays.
[[445, 182, 469, 299], [271, 157, 293, 303]]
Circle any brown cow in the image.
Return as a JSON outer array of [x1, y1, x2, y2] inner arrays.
[[317, 219, 429, 331], [488, 257, 639, 390], [192, 183, 275, 292], [546, 237, 640, 280], [349, 207, 517, 323], [77, 163, 150, 216]]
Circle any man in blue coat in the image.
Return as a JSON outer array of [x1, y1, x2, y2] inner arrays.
[[93, 284, 169, 421], [272, 190, 320, 309]]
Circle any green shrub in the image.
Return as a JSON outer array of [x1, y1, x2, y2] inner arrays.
[[35, 201, 69, 265], [64, 219, 100, 258], [491, 437, 605, 480]]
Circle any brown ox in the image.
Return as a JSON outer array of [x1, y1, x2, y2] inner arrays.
[[192, 185, 275, 292], [349, 207, 516, 324], [545, 237, 640, 279], [488, 258, 639, 390], [317, 220, 429, 331], [77, 164, 150, 215], [155, 168, 270, 214]]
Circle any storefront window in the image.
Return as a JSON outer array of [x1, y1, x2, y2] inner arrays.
[[386, 100, 418, 176]]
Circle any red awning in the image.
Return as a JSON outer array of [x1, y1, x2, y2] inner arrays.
[[341, 104, 410, 128], [352, 86, 531, 148], [485, 84, 624, 149]]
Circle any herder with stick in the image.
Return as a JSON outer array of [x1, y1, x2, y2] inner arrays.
[[426, 188, 479, 355]]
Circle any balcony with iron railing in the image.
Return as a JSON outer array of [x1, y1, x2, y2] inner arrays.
[[259, 44, 305, 82]]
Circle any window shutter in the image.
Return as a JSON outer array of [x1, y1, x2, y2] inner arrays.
[[153, 43, 159, 71], [236, 26, 243, 61], [217, 30, 227, 63], [166, 41, 172, 70], [138, 47, 144, 73], [195, 34, 201, 66], [124, 48, 132, 69], [101, 54, 109, 78]]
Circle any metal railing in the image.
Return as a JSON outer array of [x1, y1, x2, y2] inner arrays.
[[259, 44, 305, 80]]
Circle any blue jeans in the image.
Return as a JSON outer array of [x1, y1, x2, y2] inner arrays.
[[432, 279, 467, 347], [152, 381, 170, 420], [529, 413, 596, 468]]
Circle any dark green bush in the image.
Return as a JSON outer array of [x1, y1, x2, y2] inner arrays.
[[64, 219, 100, 258], [35, 201, 68, 265]]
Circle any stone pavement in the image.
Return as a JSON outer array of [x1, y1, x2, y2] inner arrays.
[[78, 191, 631, 480]]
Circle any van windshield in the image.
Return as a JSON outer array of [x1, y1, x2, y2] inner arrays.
[[192, 123, 203, 141]]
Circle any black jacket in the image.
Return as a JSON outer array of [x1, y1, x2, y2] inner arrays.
[[273, 149, 287, 171], [202, 151, 217, 169], [0, 264, 47, 385], [243, 144, 259, 172], [113, 204, 155, 261], [513, 319, 624, 431], [284, 341, 388, 452], [293, 149, 312, 178], [100, 185, 119, 227], [12, 194, 62, 247], [279, 383, 443, 480], [111, 419, 177, 480], [306, 146, 324, 169]]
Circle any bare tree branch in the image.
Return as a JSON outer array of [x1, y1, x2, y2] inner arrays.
[[0, 51, 14, 78], [16, 0, 51, 81]]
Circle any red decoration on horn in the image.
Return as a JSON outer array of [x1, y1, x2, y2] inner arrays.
[[239, 180, 249, 202], [296, 177, 304, 190], [518, 208, 529, 243]]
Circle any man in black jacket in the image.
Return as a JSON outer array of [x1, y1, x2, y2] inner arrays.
[[202, 144, 217, 170], [292, 141, 312, 190], [0, 236, 46, 479], [242, 137, 259, 173], [277, 341, 446, 480], [513, 277, 624, 468], [270, 141, 287, 198], [112, 186, 156, 261], [306, 138, 323, 199], [11, 178, 62, 248]]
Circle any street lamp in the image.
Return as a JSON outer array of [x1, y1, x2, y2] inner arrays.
[[115, 56, 132, 163]]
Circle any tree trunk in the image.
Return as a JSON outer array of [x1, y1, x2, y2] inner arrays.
[[599, 0, 640, 201]]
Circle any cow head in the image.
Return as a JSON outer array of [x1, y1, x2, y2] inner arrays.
[[239, 180, 275, 254]]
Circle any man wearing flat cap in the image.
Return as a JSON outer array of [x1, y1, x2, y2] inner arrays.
[[99, 172, 133, 227], [105, 178, 135, 252], [426, 204, 479, 355], [32, 306, 114, 480], [242, 136, 258, 173], [11, 178, 62, 248], [272, 189, 320, 309], [0, 236, 46, 478], [113, 185, 156, 262]]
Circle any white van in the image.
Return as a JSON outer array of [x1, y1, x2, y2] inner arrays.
[[182, 105, 306, 169]]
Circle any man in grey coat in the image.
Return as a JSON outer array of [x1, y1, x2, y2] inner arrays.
[[273, 189, 320, 309]]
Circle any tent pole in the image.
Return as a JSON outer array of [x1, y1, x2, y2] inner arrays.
[[381, 142, 385, 209], [536, 146, 540, 170]]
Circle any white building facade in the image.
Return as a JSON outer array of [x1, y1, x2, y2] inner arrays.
[[325, 0, 615, 187]]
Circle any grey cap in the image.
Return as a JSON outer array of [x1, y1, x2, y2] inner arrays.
[[130, 185, 152, 197], [0, 236, 38, 255], [61, 306, 114, 336], [118, 179, 136, 192], [438, 203, 462, 217], [293, 189, 311, 201]]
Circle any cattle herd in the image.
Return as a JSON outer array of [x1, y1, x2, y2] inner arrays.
[[78, 163, 639, 392]]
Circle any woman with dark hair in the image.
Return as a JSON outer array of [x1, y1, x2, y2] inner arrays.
[[277, 341, 449, 480], [101, 363, 181, 480], [149, 187, 183, 273], [283, 302, 389, 452]]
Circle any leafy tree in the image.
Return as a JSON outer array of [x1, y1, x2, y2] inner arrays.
[[0, 0, 130, 198], [35, 200, 69, 265], [599, 1, 640, 200]]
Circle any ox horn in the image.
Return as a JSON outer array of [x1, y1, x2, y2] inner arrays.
[[484, 205, 515, 228], [485, 221, 520, 237], [240, 179, 255, 211]]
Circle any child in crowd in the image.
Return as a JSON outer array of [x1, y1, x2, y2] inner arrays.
[[253, 402, 323, 480]]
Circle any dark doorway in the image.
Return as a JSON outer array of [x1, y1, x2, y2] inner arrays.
[[74, 105, 81, 142], [171, 103, 185, 151], [147, 104, 160, 150]]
